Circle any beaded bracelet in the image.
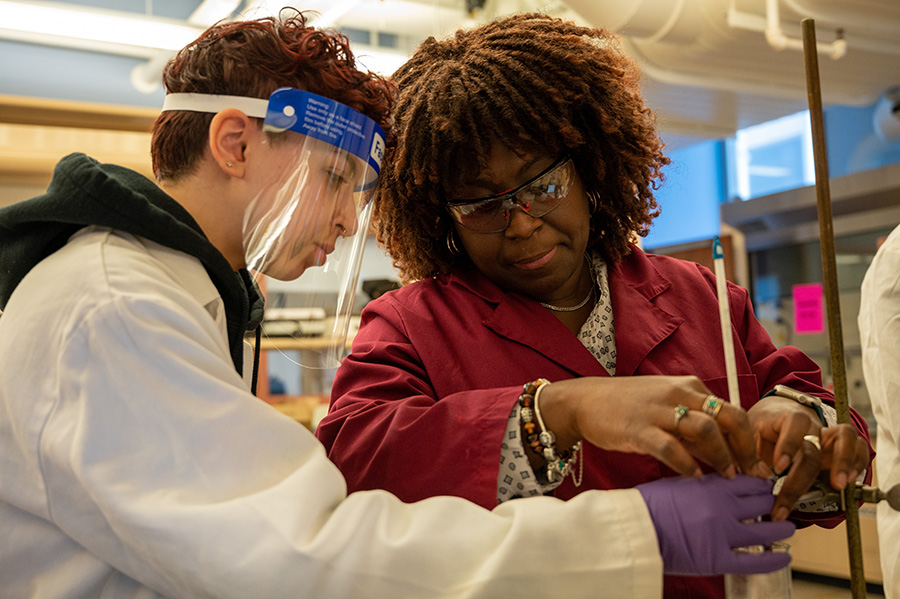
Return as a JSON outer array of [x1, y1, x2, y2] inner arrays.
[[518, 378, 583, 485], [518, 378, 548, 457], [534, 381, 582, 483]]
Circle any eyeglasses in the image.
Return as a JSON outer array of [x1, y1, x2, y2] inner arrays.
[[446, 155, 574, 233]]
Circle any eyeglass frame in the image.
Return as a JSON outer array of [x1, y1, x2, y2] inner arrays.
[[445, 154, 575, 233]]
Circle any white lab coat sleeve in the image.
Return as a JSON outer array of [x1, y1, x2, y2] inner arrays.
[[40, 284, 663, 598], [860, 227, 900, 598]]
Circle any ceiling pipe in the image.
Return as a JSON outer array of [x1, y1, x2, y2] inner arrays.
[[561, 0, 702, 45], [782, 0, 900, 39], [621, 38, 810, 101], [556, 0, 885, 121], [621, 36, 878, 108], [638, 0, 691, 44], [780, 0, 900, 56], [726, 0, 846, 60], [563, 0, 885, 112], [130, 0, 242, 94], [764, 0, 845, 59], [130, 52, 176, 95]]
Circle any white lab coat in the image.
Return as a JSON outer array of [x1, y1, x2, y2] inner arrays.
[[859, 224, 900, 598], [0, 226, 662, 599]]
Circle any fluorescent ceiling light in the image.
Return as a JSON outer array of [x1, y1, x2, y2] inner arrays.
[[0, 0, 205, 54]]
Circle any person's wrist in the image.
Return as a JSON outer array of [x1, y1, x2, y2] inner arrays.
[[536, 380, 581, 450], [532, 381, 583, 485], [763, 385, 829, 427]]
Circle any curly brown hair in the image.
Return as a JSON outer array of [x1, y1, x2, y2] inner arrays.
[[373, 12, 669, 283], [152, 9, 396, 182]]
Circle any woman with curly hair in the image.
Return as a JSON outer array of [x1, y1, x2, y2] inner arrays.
[[315, 12, 872, 599]]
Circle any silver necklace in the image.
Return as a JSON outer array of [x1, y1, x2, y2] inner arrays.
[[539, 254, 597, 312], [539, 285, 595, 312]]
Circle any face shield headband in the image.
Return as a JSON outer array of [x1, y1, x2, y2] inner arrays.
[[162, 87, 387, 369]]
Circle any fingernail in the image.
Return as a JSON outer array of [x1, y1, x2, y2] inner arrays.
[[693, 468, 703, 479], [775, 455, 791, 473], [773, 507, 789, 521], [834, 472, 848, 490], [724, 464, 736, 479], [849, 470, 859, 483]]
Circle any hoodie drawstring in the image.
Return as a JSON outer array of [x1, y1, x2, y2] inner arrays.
[[251, 325, 262, 396]]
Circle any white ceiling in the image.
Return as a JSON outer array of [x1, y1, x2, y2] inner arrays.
[[3, 0, 900, 150]]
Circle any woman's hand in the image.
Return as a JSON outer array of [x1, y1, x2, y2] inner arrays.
[[537, 375, 770, 480], [747, 395, 869, 520]]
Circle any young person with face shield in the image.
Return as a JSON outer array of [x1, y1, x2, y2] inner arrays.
[[0, 10, 795, 599]]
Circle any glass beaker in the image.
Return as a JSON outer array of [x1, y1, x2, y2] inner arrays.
[[724, 542, 792, 599]]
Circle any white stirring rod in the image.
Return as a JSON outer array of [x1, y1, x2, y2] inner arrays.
[[713, 236, 740, 407], [715, 238, 773, 579]]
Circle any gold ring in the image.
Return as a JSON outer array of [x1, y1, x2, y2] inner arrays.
[[674, 405, 689, 432], [802, 434, 822, 451], [702, 395, 724, 418]]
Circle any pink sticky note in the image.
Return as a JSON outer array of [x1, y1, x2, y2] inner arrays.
[[793, 283, 824, 334]]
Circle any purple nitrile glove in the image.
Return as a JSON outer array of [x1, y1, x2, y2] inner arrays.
[[636, 474, 795, 576]]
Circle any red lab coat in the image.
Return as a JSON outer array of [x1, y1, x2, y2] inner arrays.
[[317, 246, 872, 599]]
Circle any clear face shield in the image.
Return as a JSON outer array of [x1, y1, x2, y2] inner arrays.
[[162, 88, 386, 369]]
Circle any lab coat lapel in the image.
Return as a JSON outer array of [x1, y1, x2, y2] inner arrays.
[[441, 269, 613, 380], [608, 250, 684, 376], [484, 297, 608, 377]]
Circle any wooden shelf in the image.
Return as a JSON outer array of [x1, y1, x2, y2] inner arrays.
[[0, 95, 155, 188], [0, 94, 158, 131]]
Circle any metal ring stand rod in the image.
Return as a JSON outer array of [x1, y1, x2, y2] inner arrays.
[[801, 17, 867, 599]]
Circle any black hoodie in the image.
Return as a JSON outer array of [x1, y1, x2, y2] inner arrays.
[[0, 153, 264, 376]]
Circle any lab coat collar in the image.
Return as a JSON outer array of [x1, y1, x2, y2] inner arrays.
[[447, 246, 683, 377]]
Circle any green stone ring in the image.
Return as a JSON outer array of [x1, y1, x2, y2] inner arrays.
[[702, 394, 724, 418], [674, 404, 690, 432]]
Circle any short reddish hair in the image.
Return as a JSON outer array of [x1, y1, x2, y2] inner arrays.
[[151, 9, 396, 182]]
